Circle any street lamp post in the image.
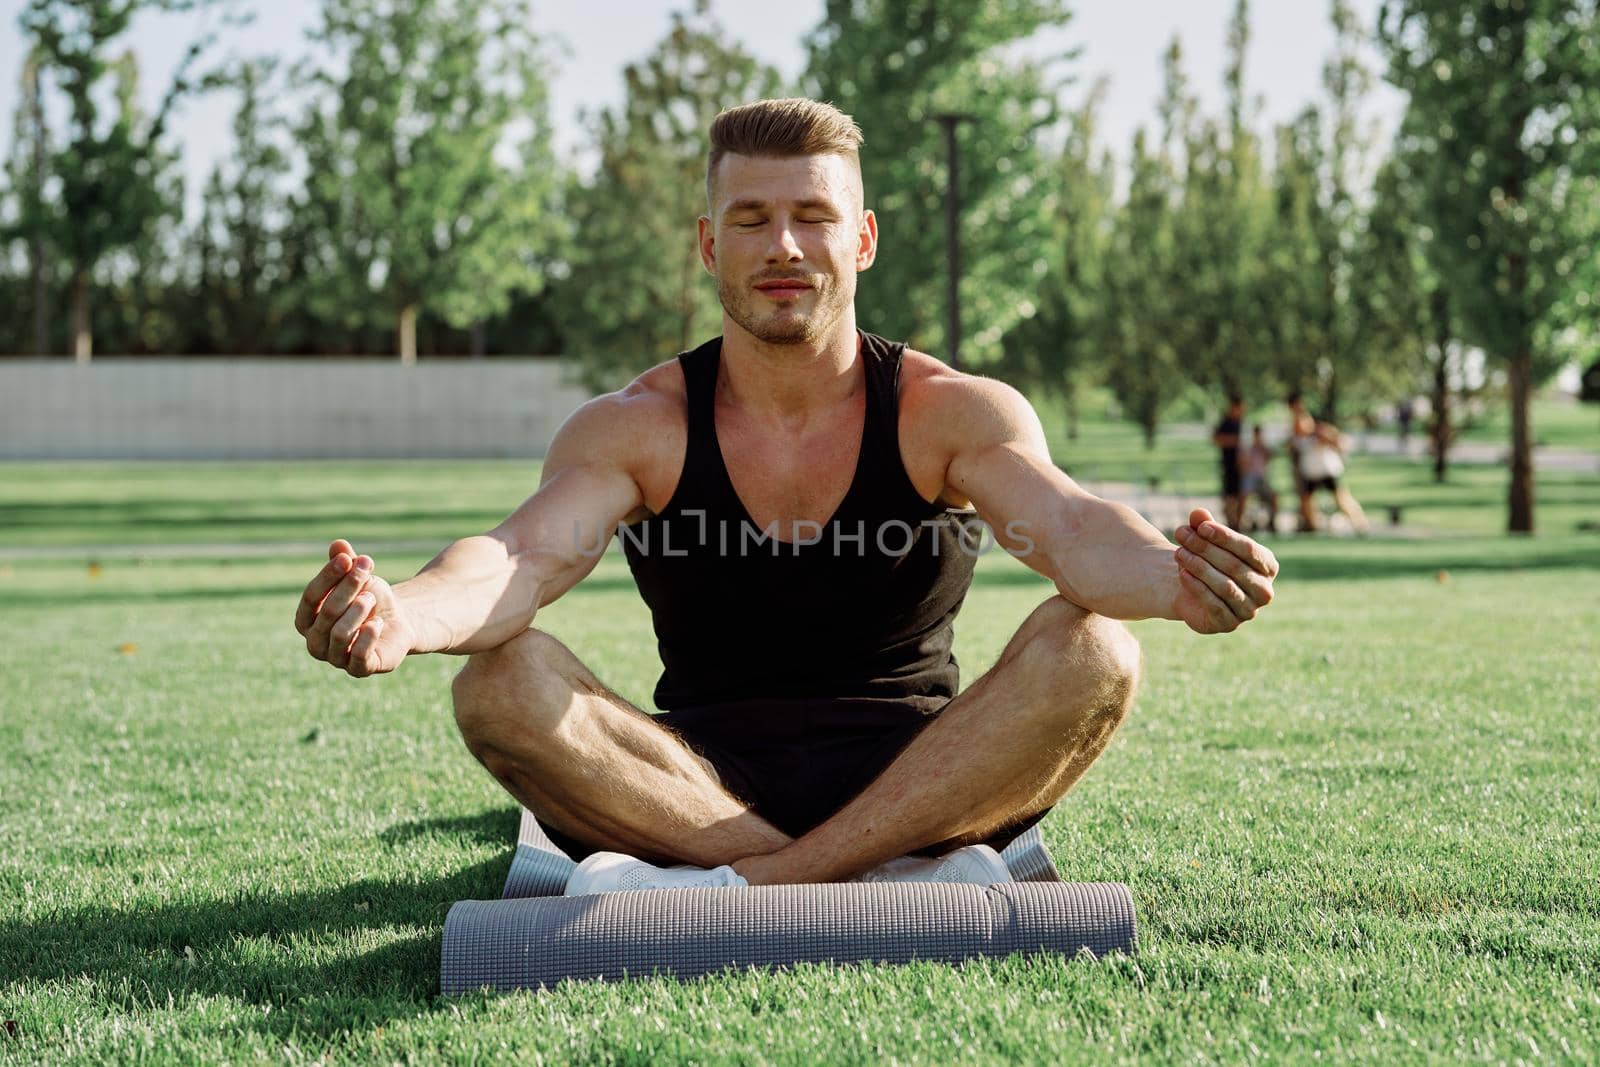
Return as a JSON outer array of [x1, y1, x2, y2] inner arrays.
[[932, 112, 976, 370]]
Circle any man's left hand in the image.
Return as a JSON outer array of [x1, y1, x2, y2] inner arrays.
[[1171, 507, 1278, 634]]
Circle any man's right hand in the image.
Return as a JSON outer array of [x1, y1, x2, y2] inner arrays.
[[295, 539, 416, 678]]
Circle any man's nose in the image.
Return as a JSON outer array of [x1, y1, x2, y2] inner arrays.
[[765, 220, 803, 263]]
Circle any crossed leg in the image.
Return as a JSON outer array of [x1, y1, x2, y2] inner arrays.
[[450, 594, 1141, 884], [450, 631, 792, 868]]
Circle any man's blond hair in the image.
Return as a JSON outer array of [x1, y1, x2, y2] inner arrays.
[[706, 98, 865, 212]]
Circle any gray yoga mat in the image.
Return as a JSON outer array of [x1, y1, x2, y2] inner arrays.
[[440, 806, 1136, 993]]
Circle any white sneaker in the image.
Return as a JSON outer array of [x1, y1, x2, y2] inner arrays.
[[849, 843, 1013, 886], [563, 850, 749, 895]]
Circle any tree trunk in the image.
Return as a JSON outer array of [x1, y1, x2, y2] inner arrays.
[[1429, 290, 1452, 484], [1066, 386, 1080, 441], [1506, 346, 1534, 534], [1501, 17, 1533, 535], [26, 55, 49, 356], [1429, 348, 1451, 484], [71, 266, 92, 363], [397, 303, 418, 365], [470, 319, 486, 360]]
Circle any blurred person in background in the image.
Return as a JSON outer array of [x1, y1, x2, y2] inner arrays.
[[1238, 425, 1279, 534], [1288, 393, 1369, 535], [1212, 396, 1244, 530]]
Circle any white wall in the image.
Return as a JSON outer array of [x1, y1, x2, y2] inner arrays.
[[0, 359, 596, 459]]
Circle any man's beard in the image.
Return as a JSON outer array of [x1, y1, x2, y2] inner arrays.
[[717, 271, 850, 344]]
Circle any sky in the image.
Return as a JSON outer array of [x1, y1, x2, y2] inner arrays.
[[0, 0, 1406, 214]]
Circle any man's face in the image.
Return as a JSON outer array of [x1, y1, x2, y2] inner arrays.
[[698, 153, 877, 345]]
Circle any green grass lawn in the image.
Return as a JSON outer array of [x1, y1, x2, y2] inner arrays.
[[2, 434, 1598, 1062], [1454, 392, 1600, 452]]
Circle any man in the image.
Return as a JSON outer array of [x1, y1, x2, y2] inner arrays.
[[1212, 396, 1245, 531], [1288, 392, 1369, 535], [294, 99, 1278, 894]]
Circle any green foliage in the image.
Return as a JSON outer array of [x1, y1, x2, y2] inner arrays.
[[1380, 0, 1596, 378], [1, 50, 53, 354], [1166, 5, 1278, 405], [190, 60, 287, 354], [1101, 127, 1182, 448], [292, 0, 560, 359], [802, 0, 1071, 364], [1256, 2, 1388, 419], [553, 1, 783, 392]]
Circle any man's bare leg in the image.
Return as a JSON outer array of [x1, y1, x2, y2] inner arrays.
[[729, 595, 1141, 886], [1333, 485, 1370, 533], [451, 629, 793, 867]]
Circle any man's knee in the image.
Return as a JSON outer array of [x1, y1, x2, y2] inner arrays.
[[450, 628, 569, 750], [1018, 596, 1142, 712]]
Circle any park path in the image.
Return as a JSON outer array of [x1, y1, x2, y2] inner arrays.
[[1346, 432, 1600, 474]]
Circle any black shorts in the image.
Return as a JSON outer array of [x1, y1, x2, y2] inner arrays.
[[1303, 475, 1340, 493], [1221, 467, 1242, 496], [536, 696, 1054, 863]]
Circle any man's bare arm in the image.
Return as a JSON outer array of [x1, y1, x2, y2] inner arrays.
[[396, 462, 640, 655], [397, 389, 658, 655], [295, 388, 659, 673], [925, 376, 1276, 632]]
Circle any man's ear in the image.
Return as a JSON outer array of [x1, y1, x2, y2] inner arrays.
[[856, 208, 878, 271], [697, 215, 716, 276]]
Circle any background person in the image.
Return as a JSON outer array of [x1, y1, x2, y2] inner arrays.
[[1212, 396, 1245, 530], [1288, 393, 1369, 534], [1239, 424, 1279, 534]]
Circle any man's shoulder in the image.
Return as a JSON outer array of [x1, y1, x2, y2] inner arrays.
[[549, 358, 688, 471], [895, 347, 1035, 433], [580, 358, 688, 430]]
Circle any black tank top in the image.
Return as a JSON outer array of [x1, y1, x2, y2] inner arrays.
[[620, 330, 981, 714]]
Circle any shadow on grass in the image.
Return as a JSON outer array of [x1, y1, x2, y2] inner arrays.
[[0, 500, 506, 529], [379, 810, 522, 849], [0, 807, 539, 1042], [8, 574, 641, 608]]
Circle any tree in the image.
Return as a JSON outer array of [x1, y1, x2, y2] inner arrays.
[[1312, 0, 1384, 420], [18, 0, 213, 360], [1264, 110, 1330, 401], [996, 79, 1114, 440], [1168, 1, 1277, 403], [294, 0, 559, 362], [190, 60, 287, 354], [802, 0, 1071, 365], [1363, 151, 1462, 480], [3, 51, 53, 355], [1379, 0, 1600, 532], [554, 0, 782, 391], [1102, 128, 1182, 448]]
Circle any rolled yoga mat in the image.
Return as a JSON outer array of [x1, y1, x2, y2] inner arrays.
[[440, 807, 1137, 993]]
